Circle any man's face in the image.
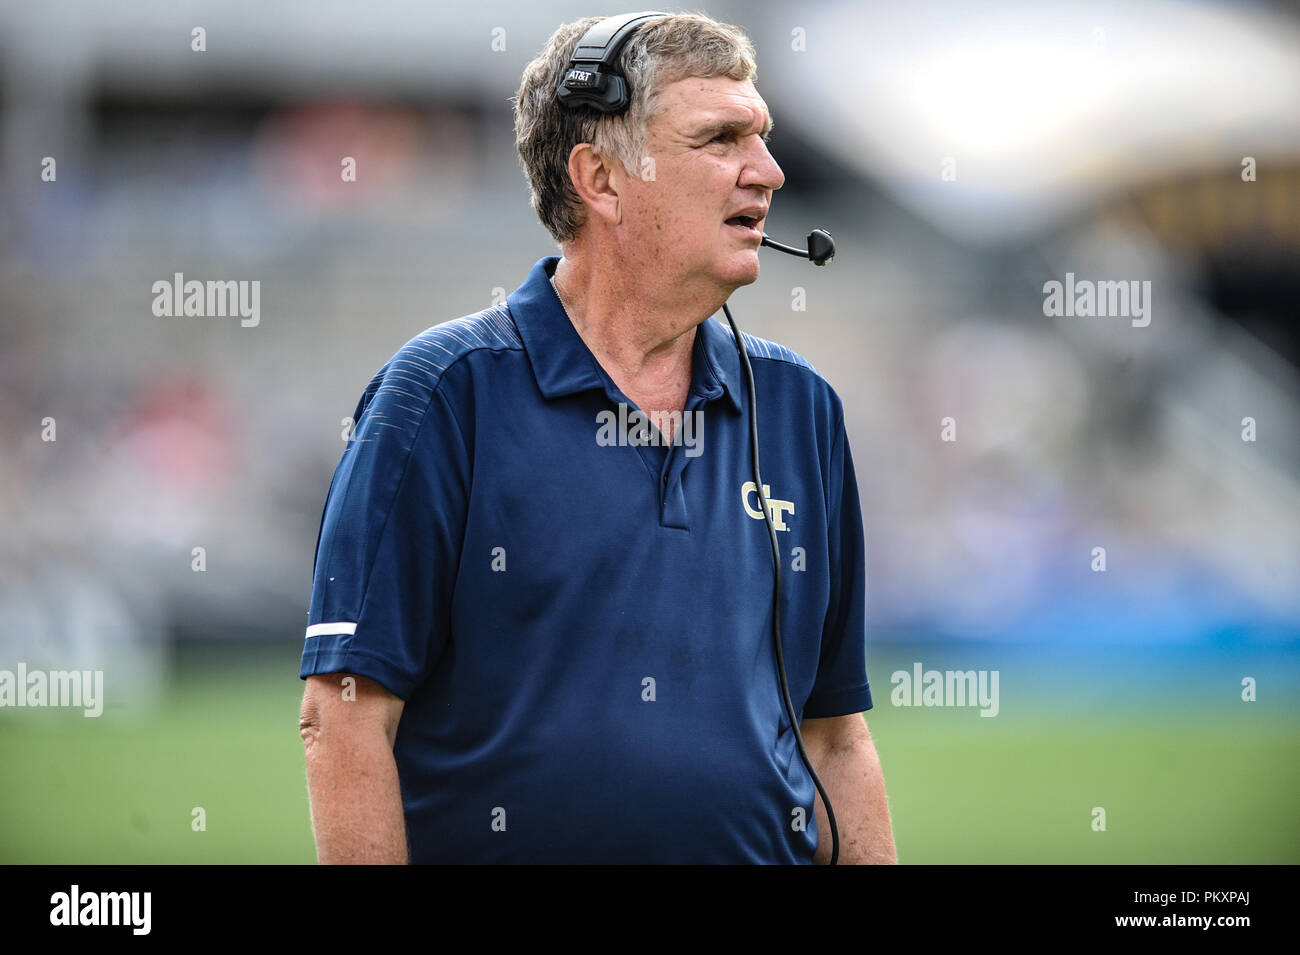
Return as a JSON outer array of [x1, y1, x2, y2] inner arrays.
[[616, 74, 784, 295]]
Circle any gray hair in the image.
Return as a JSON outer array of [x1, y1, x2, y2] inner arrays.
[[512, 12, 758, 246]]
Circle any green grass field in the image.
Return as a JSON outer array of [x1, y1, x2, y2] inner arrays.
[[2, 643, 1297, 863]]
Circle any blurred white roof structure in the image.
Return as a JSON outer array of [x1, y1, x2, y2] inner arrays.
[[757, 0, 1300, 241]]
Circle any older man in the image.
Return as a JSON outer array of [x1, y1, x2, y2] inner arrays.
[[298, 12, 896, 864]]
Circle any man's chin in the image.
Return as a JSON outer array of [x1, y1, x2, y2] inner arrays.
[[718, 251, 761, 288]]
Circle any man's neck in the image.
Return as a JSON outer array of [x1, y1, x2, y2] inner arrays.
[[551, 254, 722, 416]]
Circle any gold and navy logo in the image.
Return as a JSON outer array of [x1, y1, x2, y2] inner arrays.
[[741, 481, 795, 531]]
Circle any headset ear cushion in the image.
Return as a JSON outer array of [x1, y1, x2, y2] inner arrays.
[[602, 75, 629, 113]]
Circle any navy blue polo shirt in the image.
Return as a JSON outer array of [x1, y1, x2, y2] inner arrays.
[[300, 254, 871, 864]]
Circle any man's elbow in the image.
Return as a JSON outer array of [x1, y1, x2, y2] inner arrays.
[[299, 673, 406, 751], [299, 689, 323, 755]]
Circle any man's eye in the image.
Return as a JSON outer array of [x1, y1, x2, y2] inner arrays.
[[709, 132, 731, 144]]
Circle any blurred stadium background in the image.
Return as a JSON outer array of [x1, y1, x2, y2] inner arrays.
[[1, 0, 1297, 863]]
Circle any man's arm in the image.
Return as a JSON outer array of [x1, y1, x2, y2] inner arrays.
[[801, 712, 897, 865], [299, 673, 408, 864]]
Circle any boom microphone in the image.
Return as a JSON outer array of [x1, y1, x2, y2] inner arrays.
[[760, 229, 835, 266]]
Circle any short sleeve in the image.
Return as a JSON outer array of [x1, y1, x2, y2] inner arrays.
[[802, 411, 872, 718], [299, 351, 470, 700]]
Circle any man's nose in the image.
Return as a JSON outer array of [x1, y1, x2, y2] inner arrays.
[[741, 137, 785, 192]]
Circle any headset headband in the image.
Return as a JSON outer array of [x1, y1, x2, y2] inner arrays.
[[556, 11, 668, 114]]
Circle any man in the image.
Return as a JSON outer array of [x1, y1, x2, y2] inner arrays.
[[298, 12, 896, 865]]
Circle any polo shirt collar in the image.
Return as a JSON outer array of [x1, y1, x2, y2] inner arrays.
[[507, 256, 744, 414]]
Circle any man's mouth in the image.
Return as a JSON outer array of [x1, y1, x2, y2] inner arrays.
[[724, 215, 762, 236]]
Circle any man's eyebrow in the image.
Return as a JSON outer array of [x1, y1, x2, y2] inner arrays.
[[692, 115, 774, 140]]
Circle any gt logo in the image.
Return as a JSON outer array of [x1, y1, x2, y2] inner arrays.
[[741, 481, 795, 531]]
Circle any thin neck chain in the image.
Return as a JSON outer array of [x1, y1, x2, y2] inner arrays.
[[550, 273, 574, 321]]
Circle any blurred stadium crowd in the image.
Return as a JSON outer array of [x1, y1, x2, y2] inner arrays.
[[1, 1, 1296, 712]]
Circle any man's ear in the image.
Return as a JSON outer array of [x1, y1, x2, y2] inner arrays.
[[567, 142, 622, 227]]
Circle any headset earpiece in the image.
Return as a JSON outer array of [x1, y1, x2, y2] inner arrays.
[[556, 11, 667, 114]]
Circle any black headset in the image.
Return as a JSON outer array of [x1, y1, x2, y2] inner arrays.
[[556, 12, 843, 865]]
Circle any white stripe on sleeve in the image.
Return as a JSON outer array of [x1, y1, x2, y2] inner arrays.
[[305, 621, 358, 639]]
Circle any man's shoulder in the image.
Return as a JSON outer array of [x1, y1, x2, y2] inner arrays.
[[711, 318, 819, 377], [350, 304, 524, 432], [397, 304, 524, 376], [372, 304, 523, 390], [712, 319, 841, 406], [707, 319, 848, 444]]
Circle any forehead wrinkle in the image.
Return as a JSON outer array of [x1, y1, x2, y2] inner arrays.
[[687, 112, 775, 139], [655, 77, 773, 141]]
